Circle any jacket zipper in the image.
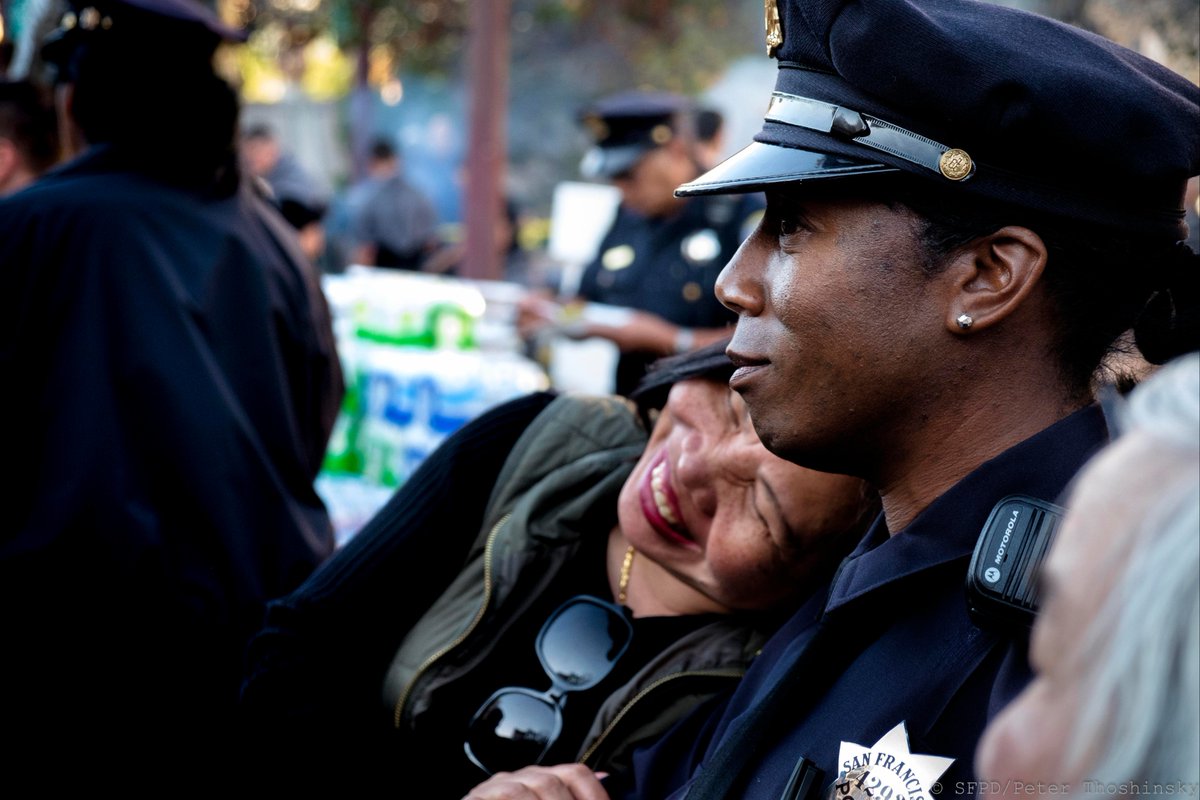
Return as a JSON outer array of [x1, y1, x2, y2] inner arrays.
[[393, 512, 511, 728], [578, 667, 746, 766]]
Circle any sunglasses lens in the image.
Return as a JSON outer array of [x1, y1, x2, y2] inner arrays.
[[465, 689, 560, 775], [464, 597, 634, 774], [538, 597, 632, 689]]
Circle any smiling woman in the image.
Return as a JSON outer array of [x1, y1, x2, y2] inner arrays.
[[618, 366, 873, 616], [240, 339, 878, 793]]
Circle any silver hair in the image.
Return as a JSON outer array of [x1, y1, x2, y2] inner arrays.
[[1070, 352, 1200, 791]]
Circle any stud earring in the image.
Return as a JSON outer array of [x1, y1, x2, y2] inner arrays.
[[956, 313, 974, 330]]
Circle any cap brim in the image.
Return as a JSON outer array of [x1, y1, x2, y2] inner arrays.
[[675, 141, 898, 197], [580, 144, 651, 180]]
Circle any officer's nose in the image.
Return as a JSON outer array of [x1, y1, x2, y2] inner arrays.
[[715, 229, 765, 316]]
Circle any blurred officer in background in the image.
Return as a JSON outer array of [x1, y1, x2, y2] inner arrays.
[[0, 0, 344, 769], [522, 91, 763, 397]]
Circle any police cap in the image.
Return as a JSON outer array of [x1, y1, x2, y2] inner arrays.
[[42, 0, 247, 78], [677, 0, 1200, 242], [579, 90, 696, 180]]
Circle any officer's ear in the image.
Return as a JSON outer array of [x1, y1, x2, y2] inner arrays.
[[940, 225, 1049, 334]]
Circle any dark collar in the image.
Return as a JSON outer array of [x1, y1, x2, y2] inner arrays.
[[826, 404, 1109, 612], [42, 142, 241, 195]]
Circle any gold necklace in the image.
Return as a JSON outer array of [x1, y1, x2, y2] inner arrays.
[[617, 545, 636, 605]]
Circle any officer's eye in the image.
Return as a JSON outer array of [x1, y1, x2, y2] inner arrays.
[[765, 197, 814, 241], [777, 216, 809, 238], [772, 208, 817, 241]]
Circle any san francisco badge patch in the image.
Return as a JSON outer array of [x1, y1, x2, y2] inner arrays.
[[829, 722, 954, 800]]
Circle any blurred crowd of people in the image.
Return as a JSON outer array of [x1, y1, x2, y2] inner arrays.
[[1, 0, 1198, 795]]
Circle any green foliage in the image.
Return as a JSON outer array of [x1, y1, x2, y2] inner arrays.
[[238, 0, 761, 86]]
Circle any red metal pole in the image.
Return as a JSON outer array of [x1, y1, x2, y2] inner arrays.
[[461, 0, 510, 281]]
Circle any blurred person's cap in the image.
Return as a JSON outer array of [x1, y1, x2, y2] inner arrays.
[[42, 0, 247, 79], [578, 90, 695, 181], [676, 0, 1200, 242]]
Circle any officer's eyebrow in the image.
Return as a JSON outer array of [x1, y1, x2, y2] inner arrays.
[[764, 191, 815, 224], [765, 189, 805, 208]]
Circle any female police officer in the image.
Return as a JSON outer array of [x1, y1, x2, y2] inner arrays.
[[463, 0, 1198, 798]]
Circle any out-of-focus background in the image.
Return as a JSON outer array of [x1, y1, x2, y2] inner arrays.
[[7, 1, 1194, 264], [2, 0, 1196, 543]]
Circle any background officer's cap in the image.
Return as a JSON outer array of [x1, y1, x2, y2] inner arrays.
[[42, 0, 247, 79], [677, 0, 1200, 242], [579, 90, 696, 180]]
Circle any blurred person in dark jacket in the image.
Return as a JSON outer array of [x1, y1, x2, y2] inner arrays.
[[0, 0, 344, 770]]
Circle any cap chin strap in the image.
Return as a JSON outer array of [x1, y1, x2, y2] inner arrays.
[[764, 91, 976, 182]]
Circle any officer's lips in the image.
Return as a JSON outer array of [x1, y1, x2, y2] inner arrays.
[[727, 350, 769, 389], [639, 449, 697, 549]]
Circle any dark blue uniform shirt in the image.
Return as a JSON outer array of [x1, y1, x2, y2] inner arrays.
[[577, 193, 763, 395], [616, 405, 1109, 800]]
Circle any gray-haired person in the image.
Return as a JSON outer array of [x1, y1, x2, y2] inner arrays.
[[977, 351, 1200, 794]]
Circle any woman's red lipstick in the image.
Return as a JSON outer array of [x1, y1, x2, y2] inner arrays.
[[639, 449, 696, 548]]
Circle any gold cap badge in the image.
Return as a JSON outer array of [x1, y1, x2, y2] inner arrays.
[[765, 0, 783, 56], [938, 148, 974, 181]]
